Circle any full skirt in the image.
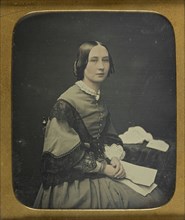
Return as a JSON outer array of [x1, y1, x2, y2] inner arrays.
[[33, 177, 166, 209]]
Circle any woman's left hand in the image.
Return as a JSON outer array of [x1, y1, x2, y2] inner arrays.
[[110, 157, 126, 179]]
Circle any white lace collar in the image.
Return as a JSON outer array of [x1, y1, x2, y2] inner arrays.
[[75, 80, 100, 101]]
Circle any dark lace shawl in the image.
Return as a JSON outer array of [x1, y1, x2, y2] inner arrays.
[[41, 99, 123, 189]]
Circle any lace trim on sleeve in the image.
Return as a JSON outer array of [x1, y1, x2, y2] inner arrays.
[[41, 143, 85, 174], [73, 151, 97, 172]]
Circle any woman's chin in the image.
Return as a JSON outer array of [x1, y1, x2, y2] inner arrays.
[[94, 76, 107, 82]]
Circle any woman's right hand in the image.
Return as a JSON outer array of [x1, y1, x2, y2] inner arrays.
[[103, 164, 126, 179]]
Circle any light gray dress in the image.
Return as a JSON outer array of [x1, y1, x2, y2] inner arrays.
[[33, 82, 166, 209]]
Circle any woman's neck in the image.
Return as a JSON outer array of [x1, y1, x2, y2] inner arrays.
[[82, 79, 101, 93]]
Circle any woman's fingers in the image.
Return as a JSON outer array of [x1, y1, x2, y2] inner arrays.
[[110, 157, 126, 179], [114, 165, 126, 179], [111, 157, 121, 168], [110, 158, 119, 167]]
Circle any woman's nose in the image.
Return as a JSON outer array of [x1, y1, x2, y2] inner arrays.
[[97, 60, 104, 69]]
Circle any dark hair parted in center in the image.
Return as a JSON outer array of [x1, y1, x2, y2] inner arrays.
[[73, 41, 115, 80]]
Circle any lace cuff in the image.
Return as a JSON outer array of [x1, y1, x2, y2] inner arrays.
[[73, 151, 97, 173], [104, 144, 126, 160]]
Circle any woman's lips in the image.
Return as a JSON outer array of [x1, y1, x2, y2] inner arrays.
[[96, 73, 104, 76]]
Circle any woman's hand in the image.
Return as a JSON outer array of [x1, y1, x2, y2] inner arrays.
[[110, 157, 126, 179], [103, 158, 126, 179], [110, 157, 121, 169], [103, 164, 119, 177]]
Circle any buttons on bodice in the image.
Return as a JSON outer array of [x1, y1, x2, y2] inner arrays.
[[79, 95, 108, 139], [95, 99, 105, 139]]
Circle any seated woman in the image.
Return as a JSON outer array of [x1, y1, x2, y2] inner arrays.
[[33, 40, 166, 209]]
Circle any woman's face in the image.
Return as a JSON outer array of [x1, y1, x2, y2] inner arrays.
[[83, 45, 110, 84]]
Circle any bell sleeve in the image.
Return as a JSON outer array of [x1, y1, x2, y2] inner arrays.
[[41, 100, 100, 189]]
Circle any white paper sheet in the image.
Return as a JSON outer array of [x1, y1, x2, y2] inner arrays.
[[119, 126, 169, 152], [121, 161, 157, 186], [146, 139, 169, 152], [120, 179, 158, 196]]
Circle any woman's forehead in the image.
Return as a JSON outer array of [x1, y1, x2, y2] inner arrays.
[[88, 45, 109, 58]]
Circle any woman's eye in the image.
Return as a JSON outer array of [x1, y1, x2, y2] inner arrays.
[[102, 58, 109, 62], [89, 57, 109, 63], [90, 59, 98, 63]]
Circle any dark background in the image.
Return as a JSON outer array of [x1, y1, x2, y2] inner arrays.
[[12, 12, 176, 206]]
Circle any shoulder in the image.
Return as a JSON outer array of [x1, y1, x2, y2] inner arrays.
[[57, 84, 82, 107], [58, 84, 79, 99], [49, 99, 73, 121], [49, 84, 81, 118]]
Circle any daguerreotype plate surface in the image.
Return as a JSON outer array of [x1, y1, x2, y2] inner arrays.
[[0, 0, 184, 220]]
